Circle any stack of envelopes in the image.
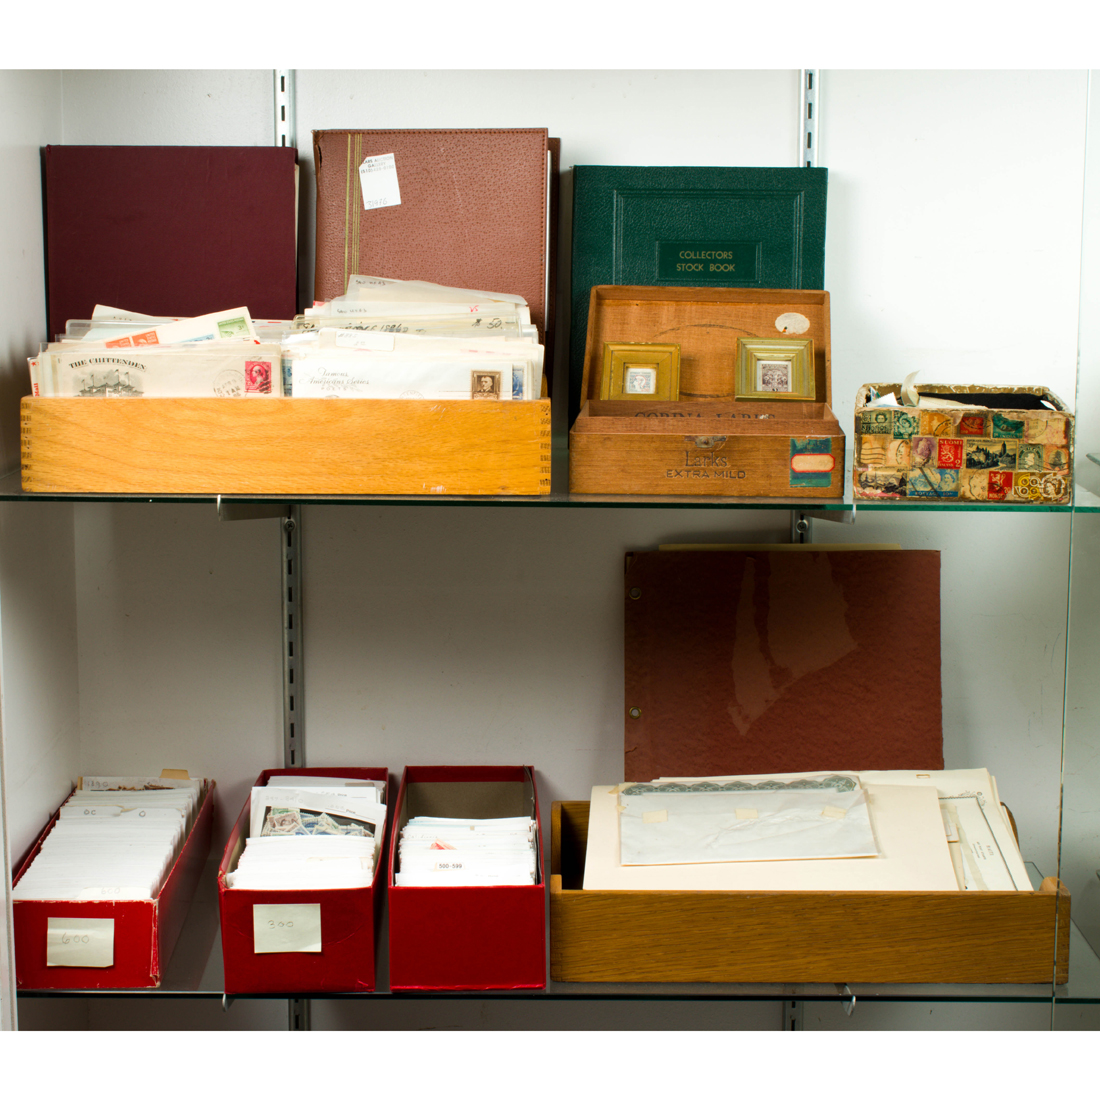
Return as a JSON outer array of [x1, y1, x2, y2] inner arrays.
[[584, 768, 1029, 892], [226, 775, 387, 891]]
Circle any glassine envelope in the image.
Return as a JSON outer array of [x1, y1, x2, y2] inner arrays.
[[584, 783, 959, 891], [618, 780, 878, 865]]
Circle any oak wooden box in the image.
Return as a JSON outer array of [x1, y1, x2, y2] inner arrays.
[[20, 395, 552, 496], [550, 801, 1070, 985], [569, 287, 844, 497], [853, 383, 1073, 504]]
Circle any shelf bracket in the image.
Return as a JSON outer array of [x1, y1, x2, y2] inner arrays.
[[216, 497, 291, 523], [283, 507, 304, 768], [288, 997, 311, 1030], [835, 983, 857, 1016], [791, 506, 855, 543], [785, 999, 803, 1030]]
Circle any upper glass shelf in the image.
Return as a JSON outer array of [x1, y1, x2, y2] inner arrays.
[[0, 470, 1083, 513]]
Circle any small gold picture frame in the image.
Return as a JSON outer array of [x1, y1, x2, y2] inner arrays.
[[735, 337, 815, 401], [600, 342, 681, 401]]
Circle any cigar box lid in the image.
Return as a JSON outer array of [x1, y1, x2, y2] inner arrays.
[[623, 548, 943, 782], [580, 286, 832, 412]]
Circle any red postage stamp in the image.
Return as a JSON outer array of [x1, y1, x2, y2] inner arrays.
[[245, 360, 272, 394], [937, 438, 964, 469]]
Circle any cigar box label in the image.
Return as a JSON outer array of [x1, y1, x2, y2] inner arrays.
[[790, 438, 834, 488]]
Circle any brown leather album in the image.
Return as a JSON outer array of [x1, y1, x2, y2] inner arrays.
[[312, 129, 556, 346], [624, 548, 944, 781]]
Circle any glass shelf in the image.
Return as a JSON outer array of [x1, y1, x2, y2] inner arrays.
[[0, 470, 1078, 514], [17, 861, 1093, 1005]]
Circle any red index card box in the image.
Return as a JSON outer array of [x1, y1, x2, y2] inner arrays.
[[388, 765, 546, 990], [13, 780, 214, 990], [217, 767, 389, 995]]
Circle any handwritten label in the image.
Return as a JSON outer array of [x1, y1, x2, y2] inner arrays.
[[252, 904, 322, 954], [359, 153, 401, 211], [46, 917, 114, 967], [333, 330, 396, 351]]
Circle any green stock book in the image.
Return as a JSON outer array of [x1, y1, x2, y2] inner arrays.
[[569, 165, 827, 423]]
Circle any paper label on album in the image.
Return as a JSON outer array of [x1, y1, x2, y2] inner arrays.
[[46, 917, 115, 967], [359, 154, 401, 211], [252, 904, 322, 953]]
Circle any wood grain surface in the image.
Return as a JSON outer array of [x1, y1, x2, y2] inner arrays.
[[21, 397, 552, 496], [550, 802, 1069, 985]]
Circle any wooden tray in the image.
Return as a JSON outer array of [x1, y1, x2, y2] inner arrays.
[[20, 396, 552, 496], [569, 287, 843, 497], [550, 801, 1070, 985]]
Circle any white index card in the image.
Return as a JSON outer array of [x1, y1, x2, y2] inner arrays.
[[359, 154, 401, 211], [252, 903, 322, 954], [46, 917, 115, 967]]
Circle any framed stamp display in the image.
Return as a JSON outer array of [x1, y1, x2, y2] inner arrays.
[[735, 337, 815, 401], [599, 342, 681, 401]]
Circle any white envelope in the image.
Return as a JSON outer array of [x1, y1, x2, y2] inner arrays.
[[583, 783, 959, 892]]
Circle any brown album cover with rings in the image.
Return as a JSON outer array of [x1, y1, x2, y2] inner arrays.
[[624, 548, 943, 781]]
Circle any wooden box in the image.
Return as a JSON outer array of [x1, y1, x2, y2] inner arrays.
[[20, 395, 551, 496], [550, 801, 1070, 984], [569, 287, 844, 497], [853, 383, 1073, 504]]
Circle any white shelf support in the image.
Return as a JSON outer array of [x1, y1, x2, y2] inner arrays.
[[274, 70, 296, 150], [800, 70, 819, 169]]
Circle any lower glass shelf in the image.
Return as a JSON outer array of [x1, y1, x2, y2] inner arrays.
[[15, 859, 1098, 1005]]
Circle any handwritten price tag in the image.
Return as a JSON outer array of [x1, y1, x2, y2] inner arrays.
[[252, 904, 322, 954], [359, 153, 401, 211], [46, 917, 114, 967]]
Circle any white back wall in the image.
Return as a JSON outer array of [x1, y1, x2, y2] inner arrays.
[[1, 70, 1094, 1031]]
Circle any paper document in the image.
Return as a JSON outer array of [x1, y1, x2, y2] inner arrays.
[[35, 341, 282, 397], [618, 776, 878, 864], [395, 815, 538, 886], [583, 782, 958, 892], [860, 769, 1031, 890]]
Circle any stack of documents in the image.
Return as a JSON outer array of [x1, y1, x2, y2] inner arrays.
[[395, 816, 538, 886], [583, 769, 1030, 893], [29, 305, 283, 397], [283, 275, 544, 399], [12, 777, 204, 901], [226, 776, 387, 891]]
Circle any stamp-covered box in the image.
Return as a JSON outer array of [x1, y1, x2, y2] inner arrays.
[[217, 767, 389, 995], [853, 383, 1073, 504], [12, 778, 215, 990], [20, 396, 551, 496], [568, 286, 844, 498], [388, 765, 546, 991]]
